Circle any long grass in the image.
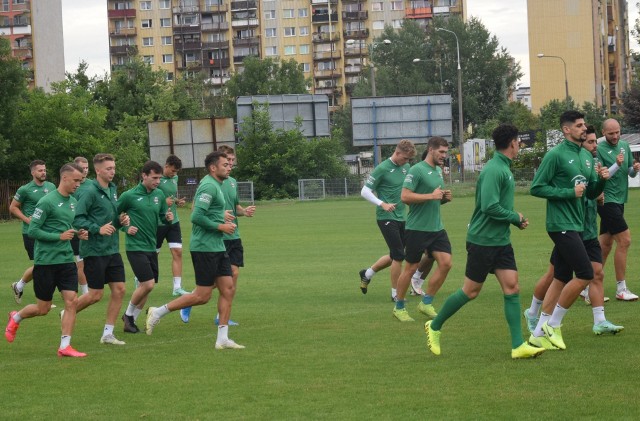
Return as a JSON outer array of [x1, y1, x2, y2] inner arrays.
[[1, 191, 640, 419]]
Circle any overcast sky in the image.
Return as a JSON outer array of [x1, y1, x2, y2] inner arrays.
[[62, 0, 639, 86]]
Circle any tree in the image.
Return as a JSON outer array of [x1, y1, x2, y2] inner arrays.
[[0, 38, 28, 167], [621, 82, 640, 131], [475, 101, 539, 139]]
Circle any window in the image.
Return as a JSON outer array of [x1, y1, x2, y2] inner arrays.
[[160, 18, 171, 27], [163, 54, 173, 63], [159, 0, 170, 9], [284, 45, 296, 55], [264, 10, 275, 20], [302, 63, 310, 73], [372, 2, 383, 11], [390, 1, 403, 11], [299, 44, 309, 54], [143, 55, 154, 64], [142, 19, 152, 28], [142, 37, 153, 46], [265, 46, 277, 56], [162, 36, 172, 45], [372, 20, 384, 30], [181, 15, 197, 25], [185, 52, 197, 62], [299, 26, 309, 36], [392, 19, 402, 28], [298, 8, 308, 18], [265, 28, 276, 38], [283, 9, 294, 18], [166, 72, 174, 81], [140, 1, 151, 10], [284, 27, 295, 37]]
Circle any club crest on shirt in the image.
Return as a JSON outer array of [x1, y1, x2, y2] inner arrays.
[[154, 196, 159, 205], [199, 193, 212, 204], [585, 160, 591, 168], [402, 168, 408, 175], [32, 208, 43, 219]]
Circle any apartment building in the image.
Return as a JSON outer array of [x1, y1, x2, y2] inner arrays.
[[528, 0, 631, 114], [107, 0, 465, 107], [0, 0, 65, 92]]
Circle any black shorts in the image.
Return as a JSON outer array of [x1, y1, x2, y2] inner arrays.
[[376, 219, 405, 261], [126, 251, 159, 283], [22, 234, 35, 260], [156, 222, 183, 249], [33, 263, 78, 301], [224, 239, 244, 267], [598, 203, 628, 235], [404, 229, 452, 264], [548, 231, 594, 283], [464, 242, 517, 283], [191, 251, 232, 287], [550, 238, 602, 266], [83, 254, 126, 290]]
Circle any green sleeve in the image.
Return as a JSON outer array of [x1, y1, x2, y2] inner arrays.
[[116, 191, 129, 214], [530, 154, 575, 199], [481, 171, 520, 225], [74, 193, 102, 235], [190, 184, 218, 231], [27, 202, 60, 241]]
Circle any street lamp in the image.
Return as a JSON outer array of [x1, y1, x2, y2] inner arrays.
[[537, 53, 569, 103], [412, 58, 443, 92], [346, 38, 390, 96], [435, 27, 464, 180]]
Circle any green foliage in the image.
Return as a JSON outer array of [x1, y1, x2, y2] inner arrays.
[[621, 81, 640, 132], [0, 38, 27, 167], [235, 106, 349, 199], [475, 101, 539, 139]]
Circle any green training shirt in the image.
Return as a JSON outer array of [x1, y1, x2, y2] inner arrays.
[[117, 182, 169, 252], [403, 161, 445, 232], [583, 197, 598, 241], [14, 180, 56, 234], [221, 175, 240, 240], [597, 139, 635, 204], [467, 152, 521, 246], [74, 179, 122, 257], [190, 175, 226, 252], [73, 178, 93, 201], [364, 158, 410, 221], [157, 175, 180, 224], [27, 190, 77, 265], [530, 139, 605, 232]]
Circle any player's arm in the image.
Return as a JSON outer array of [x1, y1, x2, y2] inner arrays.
[[236, 204, 255, 217], [480, 172, 520, 225], [74, 194, 103, 234], [9, 198, 29, 224], [190, 186, 218, 231], [530, 155, 575, 199], [401, 187, 443, 204], [27, 203, 62, 241], [157, 191, 173, 224], [586, 158, 607, 200]]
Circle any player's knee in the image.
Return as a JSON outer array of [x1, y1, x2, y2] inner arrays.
[[89, 290, 104, 303]]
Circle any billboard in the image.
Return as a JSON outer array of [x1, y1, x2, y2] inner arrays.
[[351, 94, 453, 147]]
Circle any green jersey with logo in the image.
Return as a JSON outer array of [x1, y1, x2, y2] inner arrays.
[[14, 180, 56, 234], [157, 175, 180, 224], [190, 175, 226, 252], [467, 152, 521, 246], [221, 175, 240, 240], [583, 197, 598, 241], [117, 183, 169, 252], [597, 139, 635, 204], [27, 190, 77, 265], [74, 179, 122, 257], [403, 161, 445, 232], [364, 158, 410, 221]]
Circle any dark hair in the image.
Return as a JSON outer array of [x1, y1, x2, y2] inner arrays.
[[29, 160, 45, 170], [427, 136, 449, 151], [93, 153, 115, 165], [74, 156, 88, 165], [218, 145, 235, 155], [165, 155, 182, 170], [204, 151, 227, 169], [142, 160, 163, 175], [559, 110, 585, 127], [492, 124, 519, 150], [586, 125, 597, 135], [60, 163, 84, 176]]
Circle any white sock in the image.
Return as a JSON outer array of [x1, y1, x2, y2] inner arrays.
[[60, 335, 71, 349], [592, 306, 606, 324], [548, 304, 568, 328], [12, 313, 23, 323], [156, 304, 171, 318], [365, 268, 375, 279], [16, 279, 25, 292], [217, 325, 229, 343], [391, 288, 397, 298], [132, 307, 142, 321], [216, 312, 220, 321], [103, 324, 114, 337], [533, 312, 551, 337], [173, 277, 182, 289], [80, 284, 89, 294], [125, 302, 136, 317], [528, 296, 543, 317], [617, 280, 627, 292], [413, 270, 423, 280]]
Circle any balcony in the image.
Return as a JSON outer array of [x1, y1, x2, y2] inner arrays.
[[315, 86, 341, 95], [110, 27, 137, 37], [233, 37, 260, 47], [405, 7, 432, 19], [342, 11, 368, 21], [12, 17, 30, 27], [344, 46, 368, 56], [177, 60, 202, 70], [344, 64, 362, 74], [343, 29, 369, 39], [231, 18, 258, 27], [313, 49, 340, 60], [10, 0, 30, 11], [314, 68, 342, 79], [173, 6, 199, 13], [109, 45, 138, 55], [202, 40, 230, 50], [174, 40, 202, 50], [231, 1, 257, 11], [342, 0, 366, 3], [433, 6, 450, 15], [203, 4, 228, 13], [203, 57, 231, 68], [311, 0, 338, 4], [174, 24, 202, 35], [202, 21, 229, 31], [108, 9, 136, 19], [313, 32, 340, 43], [312, 13, 339, 23], [206, 75, 231, 85]]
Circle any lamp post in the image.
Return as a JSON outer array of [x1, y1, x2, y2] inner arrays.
[[537, 53, 569, 104], [412, 58, 443, 92], [435, 27, 464, 180]]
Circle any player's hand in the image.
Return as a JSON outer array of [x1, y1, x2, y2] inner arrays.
[[219, 222, 237, 234], [244, 205, 256, 217], [616, 153, 624, 166], [60, 229, 76, 241], [127, 226, 138, 235], [100, 222, 116, 236], [599, 166, 610, 180], [77, 229, 89, 240], [633, 162, 640, 173], [224, 209, 235, 223], [165, 210, 174, 222], [176, 197, 187, 207], [517, 212, 528, 230], [166, 196, 174, 206], [26, 217, 31, 224], [432, 187, 444, 200], [597, 193, 605, 206], [442, 190, 452, 202], [380, 203, 396, 212], [119, 212, 130, 226]]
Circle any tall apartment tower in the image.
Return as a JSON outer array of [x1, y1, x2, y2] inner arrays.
[[107, 0, 465, 109], [528, 0, 630, 114], [0, 0, 65, 92]]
